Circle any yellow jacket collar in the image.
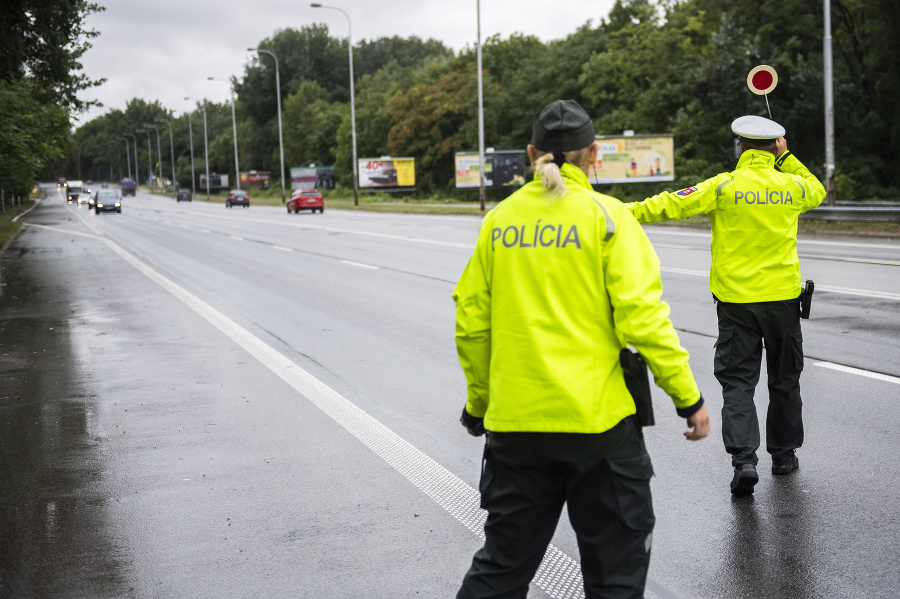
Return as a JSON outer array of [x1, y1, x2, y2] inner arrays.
[[533, 162, 592, 190], [736, 149, 776, 169]]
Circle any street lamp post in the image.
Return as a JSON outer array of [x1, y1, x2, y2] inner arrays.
[[476, 0, 486, 212], [184, 98, 197, 196], [116, 137, 132, 180], [823, 0, 836, 205], [157, 118, 176, 191], [311, 3, 358, 206], [143, 124, 164, 191], [249, 48, 286, 202], [122, 133, 138, 185], [207, 77, 241, 190], [185, 98, 209, 200], [136, 129, 153, 190]]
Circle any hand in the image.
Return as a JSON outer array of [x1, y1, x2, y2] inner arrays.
[[775, 136, 788, 158], [684, 404, 710, 441], [460, 407, 486, 437]]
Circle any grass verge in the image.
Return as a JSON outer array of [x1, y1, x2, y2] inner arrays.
[[0, 198, 38, 251]]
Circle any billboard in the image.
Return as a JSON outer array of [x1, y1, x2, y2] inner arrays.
[[588, 135, 674, 184], [455, 151, 527, 189], [291, 167, 336, 190], [291, 167, 318, 190], [199, 173, 229, 190], [239, 171, 271, 188], [358, 158, 415, 188]]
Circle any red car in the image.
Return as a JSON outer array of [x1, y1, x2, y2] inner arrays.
[[287, 189, 324, 214]]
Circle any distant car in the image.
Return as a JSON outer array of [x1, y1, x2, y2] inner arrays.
[[85, 179, 93, 185], [78, 188, 92, 206], [225, 190, 249, 208], [287, 189, 324, 214], [94, 190, 121, 214], [66, 180, 84, 203], [57, 177, 67, 188], [121, 178, 136, 197], [176, 189, 192, 202], [101, 182, 109, 188]]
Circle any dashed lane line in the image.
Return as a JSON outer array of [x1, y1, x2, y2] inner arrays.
[[813, 362, 900, 386], [659, 267, 900, 301], [340, 260, 379, 270]]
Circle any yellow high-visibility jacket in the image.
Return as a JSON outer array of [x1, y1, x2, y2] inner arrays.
[[626, 150, 826, 303], [453, 164, 701, 433]]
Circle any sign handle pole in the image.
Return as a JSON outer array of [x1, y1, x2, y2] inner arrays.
[[764, 94, 772, 119]]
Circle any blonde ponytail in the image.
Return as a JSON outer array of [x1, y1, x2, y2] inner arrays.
[[535, 153, 568, 200], [534, 146, 595, 205]]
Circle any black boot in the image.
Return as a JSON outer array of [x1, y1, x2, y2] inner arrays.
[[730, 464, 759, 495]]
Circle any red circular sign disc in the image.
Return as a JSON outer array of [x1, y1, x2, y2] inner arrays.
[[747, 65, 778, 95], [752, 70, 774, 90]]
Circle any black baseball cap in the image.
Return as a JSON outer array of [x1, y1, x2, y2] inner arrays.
[[532, 100, 596, 152]]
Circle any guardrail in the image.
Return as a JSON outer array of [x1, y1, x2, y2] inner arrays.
[[802, 206, 900, 223]]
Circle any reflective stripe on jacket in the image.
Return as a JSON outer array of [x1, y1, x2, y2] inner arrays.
[[453, 163, 701, 433], [626, 150, 826, 303]]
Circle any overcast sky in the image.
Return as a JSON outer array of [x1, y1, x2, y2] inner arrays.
[[76, 0, 616, 124]]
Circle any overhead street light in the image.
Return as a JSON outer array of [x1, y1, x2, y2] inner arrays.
[[207, 77, 241, 191], [186, 98, 211, 201], [156, 118, 176, 191], [248, 47, 286, 202], [476, 0, 486, 212], [311, 3, 359, 206], [183, 97, 198, 196], [136, 129, 153, 190], [143, 123, 164, 191], [115, 136, 132, 180], [122, 133, 138, 185]]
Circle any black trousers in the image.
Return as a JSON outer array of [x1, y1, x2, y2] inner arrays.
[[457, 418, 654, 599], [714, 298, 805, 467]]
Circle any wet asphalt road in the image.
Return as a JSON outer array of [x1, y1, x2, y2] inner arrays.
[[1, 186, 899, 598]]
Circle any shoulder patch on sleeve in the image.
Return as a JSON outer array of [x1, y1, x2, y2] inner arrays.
[[676, 186, 699, 196]]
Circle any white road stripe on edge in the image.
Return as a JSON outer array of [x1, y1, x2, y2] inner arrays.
[[814, 362, 900, 386], [645, 228, 900, 251], [96, 234, 596, 599], [341, 260, 379, 270], [659, 267, 900, 301]]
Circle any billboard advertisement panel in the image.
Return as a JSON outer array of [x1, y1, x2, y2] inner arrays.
[[455, 151, 527, 189], [239, 171, 271, 188], [199, 173, 229, 190], [358, 158, 415, 188], [291, 167, 318, 190], [588, 135, 674, 184]]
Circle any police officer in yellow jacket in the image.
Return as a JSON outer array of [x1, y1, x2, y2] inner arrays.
[[453, 100, 710, 599], [626, 115, 826, 495]]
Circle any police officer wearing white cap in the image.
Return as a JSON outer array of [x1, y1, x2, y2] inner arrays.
[[626, 115, 826, 495]]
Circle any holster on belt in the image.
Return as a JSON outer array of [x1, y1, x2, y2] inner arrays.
[[620, 348, 655, 427], [799, 279, 815, 319]]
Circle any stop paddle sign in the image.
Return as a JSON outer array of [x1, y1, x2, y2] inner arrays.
[[747, 65, 778, 95]]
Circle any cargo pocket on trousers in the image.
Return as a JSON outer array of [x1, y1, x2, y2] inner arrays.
[[791, 329, 804, 372], [606, 453, 656, 531], [714, 329, 734, 376]]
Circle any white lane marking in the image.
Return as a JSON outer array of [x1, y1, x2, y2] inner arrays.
[[272, 245, 293, 252], [659, 267, 900, 301], [12, 198, 40, 222], [814, 362, 900, 386], [24, 223, 99, 239], [645, 227, 900, 251], [230, 235, 244, 241], [94, 234, 591, 599], [198, 229, 212, 234], [340, 260, 379, 270]]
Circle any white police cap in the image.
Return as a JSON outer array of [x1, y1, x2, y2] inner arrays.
[[731, 115, 785, 141]]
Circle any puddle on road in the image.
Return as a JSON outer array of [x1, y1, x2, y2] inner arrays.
[[0, 245, 131, 598]]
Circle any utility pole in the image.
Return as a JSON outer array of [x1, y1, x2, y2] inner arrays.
[[823, 0, 836, 205]]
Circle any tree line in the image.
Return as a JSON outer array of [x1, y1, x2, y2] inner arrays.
[[12, 0, 899, 202]]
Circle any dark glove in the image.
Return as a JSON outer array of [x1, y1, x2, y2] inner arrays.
[[460, 407, 486, 437]]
